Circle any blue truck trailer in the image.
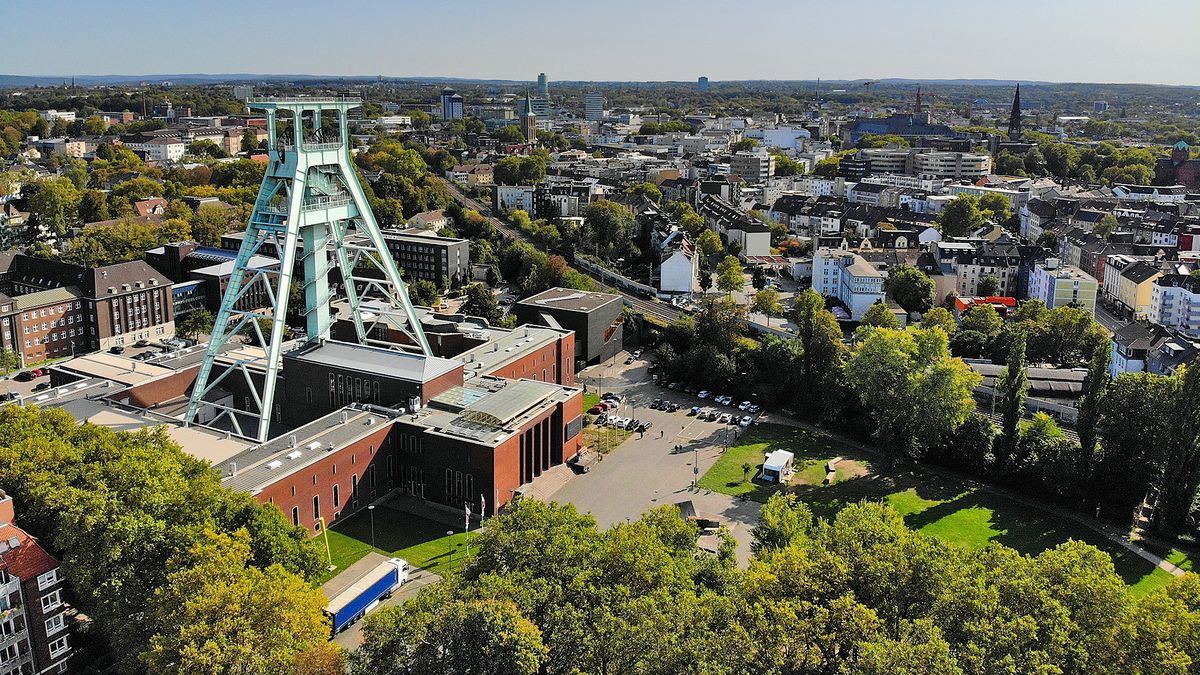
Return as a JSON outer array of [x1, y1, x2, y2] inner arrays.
[[323, 556, 409, 634]]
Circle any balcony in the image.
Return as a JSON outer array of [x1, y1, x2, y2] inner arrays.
[[301, 195, 352, 212]]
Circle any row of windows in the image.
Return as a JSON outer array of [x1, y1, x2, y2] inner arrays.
[[446, 469, 474, 501], [20, 302, 80, 321], [328, 373, 382, 407]]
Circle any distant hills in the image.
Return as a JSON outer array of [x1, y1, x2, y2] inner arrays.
[[1, 74, 1195, 89]]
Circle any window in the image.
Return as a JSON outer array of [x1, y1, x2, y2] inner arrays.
[[45, 613, 66, 635], [41, 589, 62, 611], [313, 495, 320, 519], [37, 569, 58, 590], [48, 635, 68, 658], [333, 485, 340, 507], [291, 507, 299, 526]]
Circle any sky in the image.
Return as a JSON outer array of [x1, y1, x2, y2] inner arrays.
[[3, 0, 1198, 85]]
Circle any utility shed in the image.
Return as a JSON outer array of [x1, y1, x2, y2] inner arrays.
[[762, 450, 795, 484]]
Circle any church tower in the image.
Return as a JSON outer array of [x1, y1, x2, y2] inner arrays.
[[521, 91, 538, 143], [1008, 84, 1022, 141]]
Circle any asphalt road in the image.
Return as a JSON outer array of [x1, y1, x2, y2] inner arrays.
[[552, 356, 761, 564]]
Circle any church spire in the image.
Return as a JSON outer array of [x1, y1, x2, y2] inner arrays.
[[1008, 84, 1022, 141]]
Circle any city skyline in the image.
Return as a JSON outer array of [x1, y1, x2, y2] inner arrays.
[[2, 0, 1198, 86]]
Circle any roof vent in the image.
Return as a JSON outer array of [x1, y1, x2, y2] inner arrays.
[[286, 450, 302, 461], [306, 441, 321, 451], [267, 460, 283, 470], [228, 461, 238, 476], [288, 434, 297, 448]]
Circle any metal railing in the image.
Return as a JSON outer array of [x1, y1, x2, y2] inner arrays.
[[302, 195, 352, 211], [301, 142, 342, 152]]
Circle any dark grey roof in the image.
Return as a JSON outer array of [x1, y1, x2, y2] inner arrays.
[[286, 340, 461, 383]]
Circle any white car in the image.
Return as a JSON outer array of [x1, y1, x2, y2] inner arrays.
[[738, 401, 751, 411], [697, 390, 712, 399], [739, 415, 754, 427]]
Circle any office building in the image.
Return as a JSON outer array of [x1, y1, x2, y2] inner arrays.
[[537, 73, 549, 99], [440, 87, 464, 121], [378, 230, 471, 290], [698, 76, 709, 92], [513, 288, 624, 370], [584, 92, 605, 122], [812, 248, 886, 320], [730, 150, 775, 183]]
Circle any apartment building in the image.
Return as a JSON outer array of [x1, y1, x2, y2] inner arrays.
[[1027, 258, 1098, 312], [0, 491, 73, 674], [812, 248, 886, 320], [1151, 274, 1200, 337], [379, 231, 471, 290], [729, 150, 775, 183]]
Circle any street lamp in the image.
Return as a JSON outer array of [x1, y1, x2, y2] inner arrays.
[[368, 505, 376, 549]]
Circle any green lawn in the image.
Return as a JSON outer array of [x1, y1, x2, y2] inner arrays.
[[699, 423, 1182, 594], [583, 424, 632, 454], [313, 507, 472, 585], [583, 391, 600, 411]]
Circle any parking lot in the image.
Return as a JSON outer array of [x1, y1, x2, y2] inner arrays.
[[553, 354, 766, 564]]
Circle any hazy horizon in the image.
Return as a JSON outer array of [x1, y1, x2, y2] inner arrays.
[[3, 0, 1198, 87]]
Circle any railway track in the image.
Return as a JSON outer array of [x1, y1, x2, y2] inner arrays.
[[435, 177, 686, 324]]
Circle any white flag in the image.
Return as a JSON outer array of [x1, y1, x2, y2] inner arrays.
[[465, 502, 470, 530], [480, 494, 486, 518]]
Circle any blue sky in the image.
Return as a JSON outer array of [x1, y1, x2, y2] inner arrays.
[[3, 0, 1198, 85]]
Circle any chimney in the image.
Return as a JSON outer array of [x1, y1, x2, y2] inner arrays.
[[228, 462, 238, 476], [0, 490, 12, 525], [289, 434, 297, 448], [340, 411, 349, 424]]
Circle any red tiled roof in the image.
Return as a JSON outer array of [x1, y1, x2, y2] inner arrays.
[[0, 523, 59, 580]]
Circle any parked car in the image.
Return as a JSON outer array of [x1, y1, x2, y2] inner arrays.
[[738, 401, 751, 411], [624, 419, 640, 431], [747, 404, 762, 414], [595, 414, 608, 426], [588, 405, 605, 415], [688, 406, 702, 416], [638, 420, 653, 432], [705, 410, 720, 421], [602, 392, 621, 402], [14, 371, 33, 382], [0, 392, 19, 401], [633, 349, 643, 358], [667, 382, 681, 390], [697, 390, 711, 399], [739, 416, 754, 427], [624, 356, 635, 365], [109, 346, 125, 355], [31, 382, 51, 393], [719, 413, 733, 424], [651, 398, 663, 409], [134, 339, 150, 347], [715, 395, 732, 406], [683, 385, 698, 394], [668, 402, 680, 412]]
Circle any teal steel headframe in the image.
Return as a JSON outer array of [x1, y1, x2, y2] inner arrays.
[[185, 96, 431, 441]]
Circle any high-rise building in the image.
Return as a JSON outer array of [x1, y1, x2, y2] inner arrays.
[[440, 87, 464, 121], [537, 72, 549, 100], [1007, 84, 1022, 141], [584, 92, 605, 122], [698, 76, 709, 92], [517, 95, 550, 119]]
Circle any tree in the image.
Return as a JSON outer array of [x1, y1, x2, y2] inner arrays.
[[27, 177, 81, 236], [409, 279, 440, 307], [742, 462, 753, 483], [919, 307, 957, 334], [1152, 365, 1200, 538], [461, 283, 502, 324], [751, 288, 783, 327], [79, 188, 110, 223], [976, 275, 1002, 297], [1092, 372, 1178, 518], [177, 309, 215, 341], [861, 302, 899, 329], [846, 327, 981, 461], [186, 139, 228, 159], [788, 288, 849, 420], [583, 201, 635, 258], [695, 229, 723, 261], [0, 348, 19, 374], [1075, 340, 1109, 478], [240, 128, 260, 152], [191, 203, 234, 245], [494, 125, 525, 144], [624, 182, 662, 204], [1093, 213, 1119, 240], [857, 133, 910, 149], [751, 493, 813, 554], [887, 265, 935, 314], [937, 194, 985, 238], [977, 193, 1012, 225], [142, 529, 332, 675], [772, 152, 805, 177], [960, 303, 1003, 337], [112, 176, 165, 201], [355, 599, 546, 675], [996, 333, 1028, 471], [715, 255, 745, 298]]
